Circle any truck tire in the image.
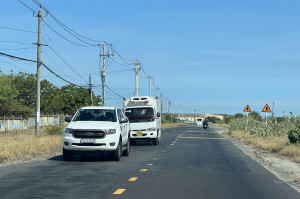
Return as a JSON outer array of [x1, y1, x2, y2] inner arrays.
[[122, 137, 130, 156], [112, 139, 122, 161], [153, 131, 160, 145], [130, 138, 136, 146], [63, 148, 73, 161]]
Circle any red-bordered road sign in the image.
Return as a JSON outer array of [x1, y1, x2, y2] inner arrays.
[[243, 105, 252, 112], [262, 104, 272, 113]]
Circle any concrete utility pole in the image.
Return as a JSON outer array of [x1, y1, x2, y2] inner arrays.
[[155, 87, 160, 98], [166, 97, 169, 114], [170, 102, 172, 124], [147, 75, 152, 96], [134, 59, 141, 97], [160, 94, 163, 115], [177, 106, 180, 124], [35, 7, 43, 135], [100, 42, 113, 105], [89, 74, 93, 106]]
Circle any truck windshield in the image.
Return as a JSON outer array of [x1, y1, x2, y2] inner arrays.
[[125, 108, 155, 122], [73, 109, 117, 122]]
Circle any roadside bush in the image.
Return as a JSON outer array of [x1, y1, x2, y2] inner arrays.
[[44, 125, 64, 135], [288, 129, 300, 144]]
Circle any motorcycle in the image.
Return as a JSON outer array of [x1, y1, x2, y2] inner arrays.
[[203, 119, 208, 129]]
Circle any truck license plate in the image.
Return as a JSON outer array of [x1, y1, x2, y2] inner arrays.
[[80, 139, 96, 143], [136, 131, 143, 135]]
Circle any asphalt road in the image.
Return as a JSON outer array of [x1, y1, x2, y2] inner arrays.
[[0, 126, 299, 199]]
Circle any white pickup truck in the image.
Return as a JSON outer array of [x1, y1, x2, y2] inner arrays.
[[62, 106, 130, 161]]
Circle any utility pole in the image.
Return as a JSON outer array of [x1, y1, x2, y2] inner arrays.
[[147, 75, 152, 96], [134, 59, 141, 97], [166, 97, 169, 114], [89, 74, 93, 106], [35, 6, 43, 135], [155, 87, 160, 98], [160, 94, 163, 118], [194, 109, 196, 123], [100, 42, 113, 105], [177, 106, 180, 124], [170, 102, 172, 124]]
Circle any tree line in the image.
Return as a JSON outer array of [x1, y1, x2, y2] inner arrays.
[[0, 71, 101, 117]]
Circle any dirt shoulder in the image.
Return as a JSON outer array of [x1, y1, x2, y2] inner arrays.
[[217, 129, 300, 193]]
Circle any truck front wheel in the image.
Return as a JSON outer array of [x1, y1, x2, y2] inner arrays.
[[63, 148, 73, 161], [112, 139, 122, 161]]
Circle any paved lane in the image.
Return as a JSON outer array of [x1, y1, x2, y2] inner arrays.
[[0, 126, 299, 199], [107, 126, 300, 199]]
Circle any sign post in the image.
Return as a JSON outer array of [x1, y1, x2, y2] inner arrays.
[[262, 104, 272, 124], [243, 105, 252, 135]]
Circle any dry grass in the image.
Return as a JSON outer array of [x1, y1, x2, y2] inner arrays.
[[210, 123, 229, 128], [224, 130, 300, 163], [0, 129, 61, 163]]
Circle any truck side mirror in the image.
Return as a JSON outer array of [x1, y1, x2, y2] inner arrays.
[[120, 117, 129, 123], [65, 117, 72, 122], [157, 112, 161, 117]]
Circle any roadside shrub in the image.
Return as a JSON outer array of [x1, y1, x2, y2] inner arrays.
[[288, 129, 300, 144], [44, 125, 64, 135]]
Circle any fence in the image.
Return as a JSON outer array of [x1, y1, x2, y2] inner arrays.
[[0, 114, 67, 133]]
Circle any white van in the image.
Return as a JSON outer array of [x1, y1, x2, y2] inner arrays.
[[123, 96, 161, 145]]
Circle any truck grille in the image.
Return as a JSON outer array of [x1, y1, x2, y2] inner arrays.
[[73, 130, 105, 139]]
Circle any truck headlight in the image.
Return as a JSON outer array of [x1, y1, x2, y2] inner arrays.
[[106, 129, 116, 135], [64, 128, 75, 134], [147, 128, 157, 131]]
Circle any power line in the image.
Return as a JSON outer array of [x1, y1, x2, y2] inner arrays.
[[0, 25, 37, 33], [106, 68, 133, 74], [32, 0, 104, 46], [42, 50, 82, 84], [0, 47, 36, 51], [44, 42, 89, 84], [106, 85, 125, 99], [0, 52, 36, 62], [110, 44, 136, 66], [17, 0, 37, 13], [41, 62, 83, 87], [0, 40, 34, 45], [0, 58, 33, 73], [42, 20, 92, 47]]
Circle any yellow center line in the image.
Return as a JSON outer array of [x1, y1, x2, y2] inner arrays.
[[113, 189, 126, 195], [147, 163, 153, 166], [139, 169, 148, 172], [179, 136, 225, 140], [128, 177, 138, 182]]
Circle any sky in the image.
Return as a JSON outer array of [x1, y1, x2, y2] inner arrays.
[[1, 0, 300, 116]]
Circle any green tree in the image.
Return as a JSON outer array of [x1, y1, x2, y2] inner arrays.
[[12, 72, 36, 108], [234, 113, 244, 118], [249, 111, 263, 121], [41, 79, 61, 113]]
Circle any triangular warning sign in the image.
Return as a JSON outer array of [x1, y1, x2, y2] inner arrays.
[[262, 104, 272, 113], [243, 105, 252, 112]]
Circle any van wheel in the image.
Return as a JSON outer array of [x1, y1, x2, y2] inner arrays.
[[112, 139, 122, 161], [122, 137, 130, 156], [63, 148, 73, 161], [130, 138, 136, 146], [153, 132, 160, 145]]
